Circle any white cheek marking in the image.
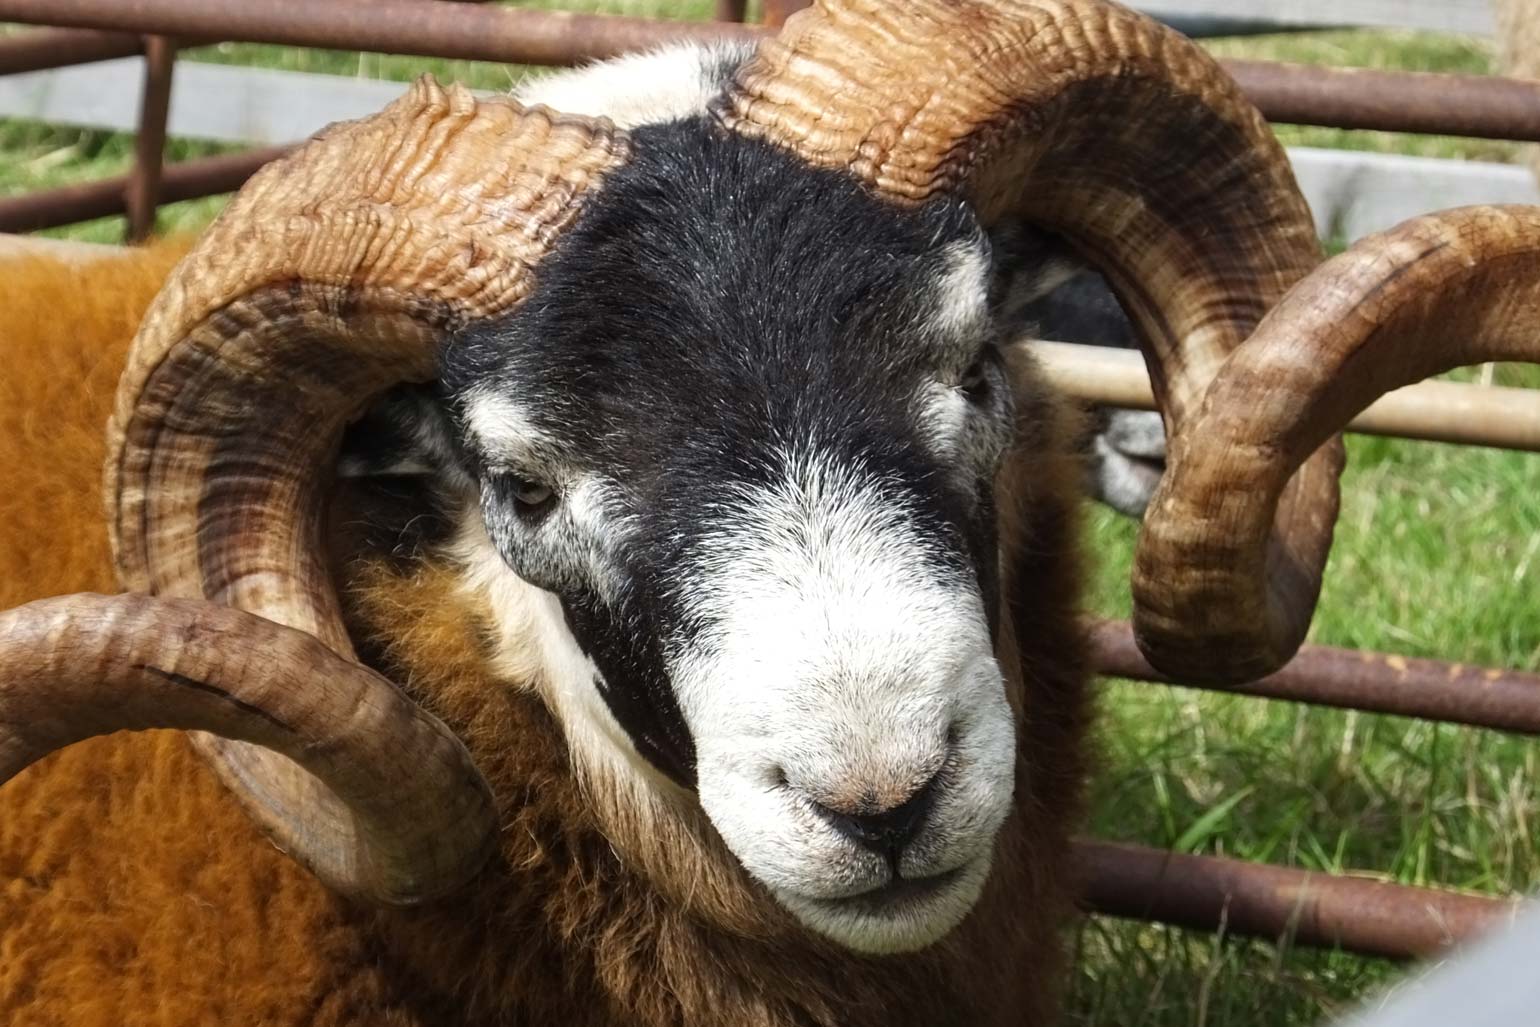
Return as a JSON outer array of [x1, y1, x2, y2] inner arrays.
[[919, 380, 970, 460], [450, 505, 669, 793], [465, 391, 631, 605], [917, 372, 1011, 489], [917, 238, 994, 467], [562, 474, 635, 605], [928, 239, 991, 339]]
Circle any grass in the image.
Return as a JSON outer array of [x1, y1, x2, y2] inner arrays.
[[1075, 431, 1540, 1024], [4, 6, 1539, 1026]]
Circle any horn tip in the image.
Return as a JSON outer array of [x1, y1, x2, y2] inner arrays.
[[403, 74, 452, 113]]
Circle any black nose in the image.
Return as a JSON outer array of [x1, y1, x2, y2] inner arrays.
[[811, 771, 941, 860]]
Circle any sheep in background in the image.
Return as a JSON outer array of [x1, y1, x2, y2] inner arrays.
[[0, 0, 1415, 1021], [988, 224, 1167, 517]]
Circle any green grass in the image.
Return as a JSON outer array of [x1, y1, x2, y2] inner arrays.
[[4, 9, 1539, 1026], [1074, 431, 1540, 1025]]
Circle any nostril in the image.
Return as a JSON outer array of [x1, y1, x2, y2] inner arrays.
[[810, 768, 941, 860]]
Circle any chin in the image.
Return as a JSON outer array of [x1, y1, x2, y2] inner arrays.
[[773, 854, 993, 955]]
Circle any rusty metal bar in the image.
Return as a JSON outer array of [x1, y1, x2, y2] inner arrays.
[[5, 0, 1540, 141], [1075, 840, 1517, 959], [0, 0, 766, 68], [0, 26, 143, 75], [1089, 620, 1540, 736], [0, 144, 290, 234], [124, 35, 177, 244], [1031, 341, 1540, 453], [1225, 59, 1540, 141], [761, 0, 811, 27], [715, 0, 750, 22]]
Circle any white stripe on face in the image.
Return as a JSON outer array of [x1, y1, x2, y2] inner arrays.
[[451, 513, 670, 791]]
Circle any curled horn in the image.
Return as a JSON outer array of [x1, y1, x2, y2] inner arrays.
[[0, 78, 630, 905], [0, 594, 489, 903], [716, 0, 1332, 679], [1138, 205, 1540, 679]]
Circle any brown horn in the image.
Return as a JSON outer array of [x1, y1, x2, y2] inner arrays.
[[719, 0, 1320, 424], [88, 77, 629, 903], [716, 0, 1332, 676], [1137, 204, 1540, 680], [0, 593, 491, 905]]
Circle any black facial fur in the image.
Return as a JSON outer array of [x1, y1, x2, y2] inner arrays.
[[440, 117, 1018, 784]]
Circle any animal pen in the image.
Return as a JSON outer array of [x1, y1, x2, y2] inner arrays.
[[0, 0, 1536, 977]]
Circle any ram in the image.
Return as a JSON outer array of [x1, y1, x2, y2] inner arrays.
[[5, 1, 1529, 1024]]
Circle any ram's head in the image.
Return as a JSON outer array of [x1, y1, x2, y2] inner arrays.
[[21, 0, 1501, 957]]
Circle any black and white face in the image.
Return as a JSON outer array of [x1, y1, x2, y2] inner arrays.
[[441, 119, 1021, 954]]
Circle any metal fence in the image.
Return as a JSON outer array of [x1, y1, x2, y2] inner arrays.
[[0, 0, 1535, 964]]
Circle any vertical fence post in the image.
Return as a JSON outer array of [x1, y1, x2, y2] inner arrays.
[[761, 0, 811, 27], [125, 34, 176, 243], [715, 0, 749, 21]]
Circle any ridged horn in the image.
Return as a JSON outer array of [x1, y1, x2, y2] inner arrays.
[[62, 77, 628, 904], [1138, 205, 1540, 679], [718, 0, 1331, 679], [0, 594, 489, 902]]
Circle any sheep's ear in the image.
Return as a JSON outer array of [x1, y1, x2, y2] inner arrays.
[[984, 220, 1085, 329], [990, 220, 1154, 350], [339, 384, 472, 492]]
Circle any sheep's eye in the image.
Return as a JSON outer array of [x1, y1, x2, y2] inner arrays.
[[959, 358, 991, 404], [502, 475, 557, 520]]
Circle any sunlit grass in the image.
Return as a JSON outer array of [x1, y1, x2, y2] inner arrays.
[[1073, 428, 1540, 1025]]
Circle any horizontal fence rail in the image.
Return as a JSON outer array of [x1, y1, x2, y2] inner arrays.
[[1089, 621, 1540, 736], [1222, 60, 1540, 141], [0, 0, 767, 67], [7, 58, 1539, 232], [1077, 841, 1517, 960], [0, 26, 144, 75], [1029, 341, 1540, 453], [7, 53, 1540, 239], [1131, 0, 1494, 36], [6, 0, 1540, 141], [0, 145, 288, 233]]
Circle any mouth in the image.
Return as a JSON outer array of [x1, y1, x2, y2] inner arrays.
[[818, 866, 966, 916], [773, 858, 987, 954]]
